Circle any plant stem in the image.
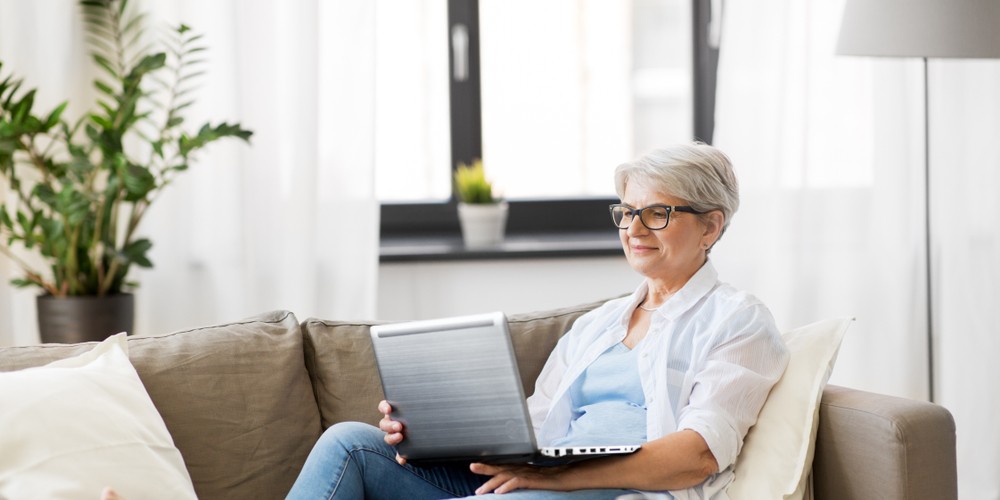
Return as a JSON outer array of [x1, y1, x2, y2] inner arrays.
[[0, 244, 59, 295]]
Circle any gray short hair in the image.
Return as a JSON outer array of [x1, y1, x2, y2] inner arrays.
[[614, 142, 740, 240]]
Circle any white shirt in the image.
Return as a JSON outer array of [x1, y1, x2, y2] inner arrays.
[[526, 261, 789, 499]]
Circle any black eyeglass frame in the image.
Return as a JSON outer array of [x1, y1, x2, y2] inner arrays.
[[608, 203, 706, 230]]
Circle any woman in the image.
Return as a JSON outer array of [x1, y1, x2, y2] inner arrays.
[[288, 143, 789, 499]]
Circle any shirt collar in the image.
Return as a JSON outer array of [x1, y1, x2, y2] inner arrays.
[[620, 260, 720, 324]]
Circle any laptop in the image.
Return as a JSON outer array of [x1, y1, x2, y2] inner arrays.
[[370, 311, 641, 466]]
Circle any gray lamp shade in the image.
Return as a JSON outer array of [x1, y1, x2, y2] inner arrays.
[[836, 0, 1000, 58]]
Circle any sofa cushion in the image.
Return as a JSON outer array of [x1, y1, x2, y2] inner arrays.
[[301, 299, 605, 430], [0, 333, 197, 500], [301, 318, 386, 429], [0, 310, 321, 500], [728, 317, 852, 500], [506, 300, 606, 395]]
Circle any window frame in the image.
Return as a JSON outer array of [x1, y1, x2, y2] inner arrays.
[[379, 0, 719, 259]]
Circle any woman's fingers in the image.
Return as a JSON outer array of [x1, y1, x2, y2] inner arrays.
[[469, 462, 568, 494], [379, 415, 402, 433], [474, 471, 522, 495], [470, 463, 522, 494], [383, 430, 404, 446], [377, 400, 405, 446], [469, 463, 500, 475]]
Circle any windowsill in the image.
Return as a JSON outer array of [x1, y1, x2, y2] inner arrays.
[[379, 231, 623, 262]]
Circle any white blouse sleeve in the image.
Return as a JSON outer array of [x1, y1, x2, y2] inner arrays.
[[675, 303, 789, 470]]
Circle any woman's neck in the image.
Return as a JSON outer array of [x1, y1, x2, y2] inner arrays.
[[646, 262, 705, 302]]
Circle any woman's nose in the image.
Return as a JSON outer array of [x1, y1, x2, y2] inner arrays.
[[626, 217, 649, 236]]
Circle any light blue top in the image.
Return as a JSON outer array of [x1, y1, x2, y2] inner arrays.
[[550, 341, 647, 447]]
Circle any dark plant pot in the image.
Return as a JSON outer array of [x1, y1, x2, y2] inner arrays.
[[36, 294, 135, 344]]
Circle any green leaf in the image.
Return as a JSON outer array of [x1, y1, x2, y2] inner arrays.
[[121, 163, 156, 201], [12, 89, 36, 125], [121, 12, 146, 38], [39, 217, 65, 242], [94, 79, 116, 97], [15, 211, 36, 247], [92, 53, 119, 79], [10, 278, 36, 289], [89, 113, 113, 130], [1, 78, 23, 109], [178, 70, 206, 84], [131, 53, 167, 76], [33, 184, 58, 206], [0, 209, 13, 230], [96, 99, 115, 118], [84, 36, 116, 57], [44, 101, 69, 130], [178, 121, 253, 156], [121, 237, 153, 267]]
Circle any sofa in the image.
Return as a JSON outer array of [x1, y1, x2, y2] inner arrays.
[[0, 301, 958, 499]]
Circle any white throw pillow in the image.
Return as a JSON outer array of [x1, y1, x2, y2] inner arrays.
[[0, 333, 197, 500], [727, 317, 852, 500]]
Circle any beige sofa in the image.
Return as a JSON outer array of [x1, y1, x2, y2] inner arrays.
[[0, 302, 957, 499]]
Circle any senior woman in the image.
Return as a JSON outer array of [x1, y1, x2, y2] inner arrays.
[[288, 142, 789, 500]]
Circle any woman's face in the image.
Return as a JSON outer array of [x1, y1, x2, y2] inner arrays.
[[618, 182, 722, 283]]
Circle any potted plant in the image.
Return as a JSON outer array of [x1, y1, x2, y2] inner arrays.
[[454, 159, 507, 249], [0, 0, 252, 343]]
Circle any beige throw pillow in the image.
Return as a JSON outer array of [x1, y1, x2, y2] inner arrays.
[[728, 317, 853, 500], [0, 333, 197, 500]]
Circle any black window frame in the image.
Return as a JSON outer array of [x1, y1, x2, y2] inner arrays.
[[379, 0, 719, 260]]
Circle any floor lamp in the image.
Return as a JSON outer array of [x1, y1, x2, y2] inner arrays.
[[835, 0, 1000, 402]]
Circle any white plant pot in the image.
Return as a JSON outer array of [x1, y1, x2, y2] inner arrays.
[[457, 202, 509, 249]]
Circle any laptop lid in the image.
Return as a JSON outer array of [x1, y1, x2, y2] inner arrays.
[[370, 312, 538, 462]]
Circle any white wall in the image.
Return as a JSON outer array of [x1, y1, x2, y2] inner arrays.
[[377, 257, 639, 321]]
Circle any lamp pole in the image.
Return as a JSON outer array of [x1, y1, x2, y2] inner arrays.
[[923, 57, 934, 403], [836, 0, 1000, 403]]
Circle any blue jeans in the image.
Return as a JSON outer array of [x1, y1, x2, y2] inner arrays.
[[286, 422, 636, 500]]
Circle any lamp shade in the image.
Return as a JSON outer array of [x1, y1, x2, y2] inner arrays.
[[836, 0, 1000, 58]]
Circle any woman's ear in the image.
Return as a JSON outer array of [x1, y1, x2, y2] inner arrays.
[[701, 210, 725, 247]]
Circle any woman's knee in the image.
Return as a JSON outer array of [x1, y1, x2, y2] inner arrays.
[[316, 421, 384, 451]]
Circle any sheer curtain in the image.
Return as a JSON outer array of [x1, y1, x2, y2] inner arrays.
[[712, 0, 999, 497], [0, 0, 378, 344], [931, 61, 1000, 500]]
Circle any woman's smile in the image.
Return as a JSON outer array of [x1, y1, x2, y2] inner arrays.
[[629, 242, 659, 254]]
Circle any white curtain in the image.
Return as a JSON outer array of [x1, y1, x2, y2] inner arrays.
[[931, 60, 1000, 500], [712, 0, 1000, 497], [0, 0, 379, 344]]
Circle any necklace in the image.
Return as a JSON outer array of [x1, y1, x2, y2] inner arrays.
[[638, 301, 660, 312]]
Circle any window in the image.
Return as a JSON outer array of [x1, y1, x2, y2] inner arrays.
[[478, 0, 692, 199], [378, 0, 719, 254]]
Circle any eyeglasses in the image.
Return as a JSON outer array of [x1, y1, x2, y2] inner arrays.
[[609, 203, 704, 230]]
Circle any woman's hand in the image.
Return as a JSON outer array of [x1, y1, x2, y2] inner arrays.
[[469, 462, 572, 494], [377, 400, 407, 465]]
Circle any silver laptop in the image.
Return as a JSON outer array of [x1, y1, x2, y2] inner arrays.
[[370, 311, 641, 466]]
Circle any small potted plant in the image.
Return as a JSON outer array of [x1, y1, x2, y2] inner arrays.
[[0, 0, 252, 343], [454, 159, 507, 248]]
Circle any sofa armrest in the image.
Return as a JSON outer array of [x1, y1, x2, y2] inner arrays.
[[812, 385, 957, 500]]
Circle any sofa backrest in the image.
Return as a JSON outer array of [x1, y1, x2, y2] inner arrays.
[[0, 310, 320, 500], [300, 299, 604, 430]]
